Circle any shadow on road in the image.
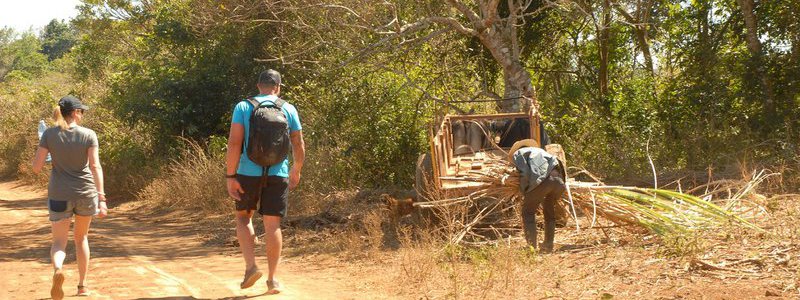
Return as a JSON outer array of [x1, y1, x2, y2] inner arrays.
[[1, 188, 234, 263], [134, 293, 268, 300]]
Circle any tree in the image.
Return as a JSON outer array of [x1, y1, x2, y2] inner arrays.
[[0, 27, 14, 78], [736, 0, 776, 120], [612, 0, 658, 75], [0, 32, 48, 80], [40, 19, 77, 61], [360, 1, 555, 112]]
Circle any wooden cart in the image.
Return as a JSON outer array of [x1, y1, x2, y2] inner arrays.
[[416, 108, 548, 198]]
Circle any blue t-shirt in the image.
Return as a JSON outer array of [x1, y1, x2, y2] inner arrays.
[[232, 94, 302, 177]]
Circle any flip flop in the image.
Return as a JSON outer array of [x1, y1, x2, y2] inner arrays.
[[77, 285, 91, 296], [51, 270, 65, 300], [266, 279, 283, 295], [240, 267, 263, 289]]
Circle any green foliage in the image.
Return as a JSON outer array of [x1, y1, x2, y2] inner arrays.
[[296, 68, 432, 188], [0, 32, 49, 80], [3, 0, 798, 199], [40, 19, 77, 61]]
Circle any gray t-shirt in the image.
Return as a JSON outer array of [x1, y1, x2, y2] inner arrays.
[[39, 126, 99, 201]]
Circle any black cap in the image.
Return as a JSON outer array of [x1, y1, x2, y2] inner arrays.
[[257, 69, 282, 87], [58, 95, 89, 112]]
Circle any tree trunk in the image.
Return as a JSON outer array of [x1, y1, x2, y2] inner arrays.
[[738, 0, 761, 57], [478, 27, 535, 113], [614, 0, 655, 74], [737, 0, 776, 118], [598, 0, 611, 99], [637, 0, 655, 74], [793, 33, 800, 63], [793, 37, 800, 66], [635, 28, 654, 74]]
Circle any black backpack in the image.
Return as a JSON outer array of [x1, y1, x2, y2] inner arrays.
[[244, 97, 290, 167]]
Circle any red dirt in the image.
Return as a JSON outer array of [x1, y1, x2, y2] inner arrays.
[[0, 181, 395, 300]]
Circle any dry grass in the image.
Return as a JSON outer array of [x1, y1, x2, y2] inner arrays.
[[136, 139, 230, 212], [275, 166, 798, 299], [0, 72, 81, 179], [378, 193, 800, 299], [281, 188, 416, 257]]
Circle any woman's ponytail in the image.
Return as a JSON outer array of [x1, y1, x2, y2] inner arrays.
[[53, 106, 69, 130]]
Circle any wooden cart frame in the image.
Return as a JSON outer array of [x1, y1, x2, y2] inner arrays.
[[427, 108, 542, 194]]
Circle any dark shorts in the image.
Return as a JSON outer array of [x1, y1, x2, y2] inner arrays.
[[236, 175, 289, 217]]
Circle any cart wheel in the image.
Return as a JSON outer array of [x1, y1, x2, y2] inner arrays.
[[414, 152, 433, 201]]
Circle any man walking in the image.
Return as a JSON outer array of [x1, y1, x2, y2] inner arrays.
[[225, 69, 304, 294]]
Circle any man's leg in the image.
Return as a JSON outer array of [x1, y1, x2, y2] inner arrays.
[[521, 191, 543, 247], [541, 170, 566, 252], [259, 176, 288, 294], [235, 208, 264, 289], [262, 216, 282, 282], [235, 210, 257, 270], [234, 175, 264, 289], [541, 193, 557, 253]]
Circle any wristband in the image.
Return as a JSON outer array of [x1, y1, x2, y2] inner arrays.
[[97, 191, 106, 195], [225, 174, 237, 179]]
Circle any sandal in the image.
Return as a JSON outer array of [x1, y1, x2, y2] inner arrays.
[[51, 270, 65, 300], [266, 279, 283, 295], [77, 285, 91, 296], [240, 267, 263, 289]]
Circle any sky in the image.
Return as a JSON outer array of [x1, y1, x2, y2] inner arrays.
[[0, 0, 82, 32]]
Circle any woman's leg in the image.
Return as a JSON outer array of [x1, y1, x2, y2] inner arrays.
[[51, 218, 71, 271], [73, 215, 93, 287]]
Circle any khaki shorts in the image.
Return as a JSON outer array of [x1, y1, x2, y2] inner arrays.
[[48, 197, 98, 222]]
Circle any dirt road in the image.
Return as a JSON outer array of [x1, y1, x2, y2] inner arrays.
[[0, 181, 391, 300]]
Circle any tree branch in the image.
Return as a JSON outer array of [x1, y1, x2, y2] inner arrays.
[[342, 16, 475, 67], [447, 0, 482, 24]]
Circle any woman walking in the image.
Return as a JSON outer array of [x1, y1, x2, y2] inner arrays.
[[32, 95, 108, 299]]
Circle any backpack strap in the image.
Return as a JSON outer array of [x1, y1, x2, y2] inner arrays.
[[246, 97, 259, 108], [247, 97, 285, 109], [241, 98, 271, 199], [240, 97, 259, 155], [273, 98, 286, 109]]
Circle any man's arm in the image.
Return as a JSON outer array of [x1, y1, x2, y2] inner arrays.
[[288, 130, 305, 190], [225, 123, 245, 199]]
